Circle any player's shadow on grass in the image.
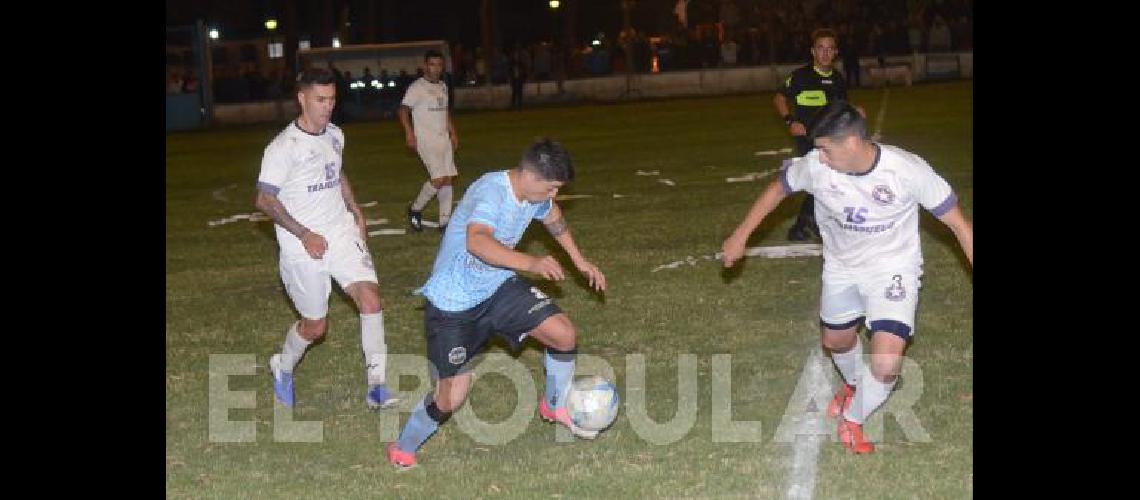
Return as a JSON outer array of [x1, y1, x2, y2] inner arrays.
[[515, 202, 607, 306], [718, 218, 784, 284], [920, 212, 972, 273]]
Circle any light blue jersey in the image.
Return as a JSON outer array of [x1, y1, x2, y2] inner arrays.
[[419, 170, 552, 311]]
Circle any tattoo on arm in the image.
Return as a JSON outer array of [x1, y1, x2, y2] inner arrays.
[[259, 194, 310, 239], [544, 215, 568, 237]]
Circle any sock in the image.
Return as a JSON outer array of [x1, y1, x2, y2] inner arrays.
[[543, 347, 577, 409], [396, 395, 448, 453], [437, 185, 453, 225], [279, 321, 311, 372], [412, 181, 438, 211], [843, 366, 896, 424], [360, 311, 387, 385], [830, 335, 865, 388]]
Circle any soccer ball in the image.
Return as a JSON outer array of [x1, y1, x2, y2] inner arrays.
[[566, 375, 620, 432]]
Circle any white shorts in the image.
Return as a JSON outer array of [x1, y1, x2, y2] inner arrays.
[[416, 137, 458, 180], [278, 223, 378, 319], [818, 267, 922, 340]]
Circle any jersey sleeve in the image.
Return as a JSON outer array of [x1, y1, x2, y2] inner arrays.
[[778, 156, 814, 195], [780, 70, 798, 100], [468, 183, 501, 229], [400, 82, 420, 108], [256, 140, 290, 195], [908, 159, 957, 217], [532, 199, 553, 220]]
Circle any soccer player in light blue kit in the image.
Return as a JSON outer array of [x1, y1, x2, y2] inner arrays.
[[387, 138, 607, 468]]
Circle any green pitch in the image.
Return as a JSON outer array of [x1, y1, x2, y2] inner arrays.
[[167, 81, 972, 498]]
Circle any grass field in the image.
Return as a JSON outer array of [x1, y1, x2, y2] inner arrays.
[[166, 80, 972, 498]]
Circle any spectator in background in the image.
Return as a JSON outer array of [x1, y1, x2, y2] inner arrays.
[[719, 0, 741, 41], [168, 71, 184, 94], [328, 62, 349, 124], [533, 42, 552, 81], [928, 15, 951, 52], [509, 45, 528, 110], [720, 37, 739, 67], [675, 0, 691, 29], [182, 70, 199, 94], [841, 25, 862, 88], [907, 16, 924, 53], [951, 16, 971, 51]]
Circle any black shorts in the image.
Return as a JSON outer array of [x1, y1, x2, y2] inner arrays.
[[424, 276, 563, 379]]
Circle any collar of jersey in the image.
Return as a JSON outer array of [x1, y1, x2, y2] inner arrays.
[[845, 143, 881, 177], [503, 170, 527, 207], [812, 66, 834, 77], [293, 119, 326, 137]]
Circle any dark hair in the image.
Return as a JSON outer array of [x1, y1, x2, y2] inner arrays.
[[295, 67, 336, 90], [811, 28, 838, 45], [519, 138, 574, 182], [424, 49, 444, 61], [810, 101, 868, 141]]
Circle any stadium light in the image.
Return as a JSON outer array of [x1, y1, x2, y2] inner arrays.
[[332, 36, 341, 48], [265, 18, 278, 31], [549, 0, 560, 8], [208, 28, 220, 40]]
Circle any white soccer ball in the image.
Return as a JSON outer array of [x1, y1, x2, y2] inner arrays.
[[566, 375, 620, 432]]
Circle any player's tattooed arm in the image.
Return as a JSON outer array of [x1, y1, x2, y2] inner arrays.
[[543, 214, 568, 237], [255, 191, 311, 239], [543, 203, 607, 292]]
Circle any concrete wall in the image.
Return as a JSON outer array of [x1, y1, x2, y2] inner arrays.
[[212, 99, 299, 126], [209, 52, 972, 125]]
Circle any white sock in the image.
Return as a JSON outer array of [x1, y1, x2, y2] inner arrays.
[[830, 335, 865, 388], [412, 181, 438, 211], [438, 185, 453, 225], [280, 321, 311, 372], [361, 311, 387, 385], [843, 366, 896, 424]]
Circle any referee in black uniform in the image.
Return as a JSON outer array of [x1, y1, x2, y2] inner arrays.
[[773, 28, 864, 241]]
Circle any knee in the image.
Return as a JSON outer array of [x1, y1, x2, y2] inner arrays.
[[868, 354, 901, 382], [431, 178, 448, 189], [356, 288, 383, 314], [821, 330, 857, 352], [547, 322, 577, 352], [299, 318, 327, 341]]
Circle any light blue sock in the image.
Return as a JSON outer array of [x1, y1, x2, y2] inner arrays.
[[395, 395, 441, 453], [544, 348, 577, 409]]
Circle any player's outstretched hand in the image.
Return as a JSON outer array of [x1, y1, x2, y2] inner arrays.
[[722, 234, 746, 268], [528, 255, 565, 281], [574, 260, 607, 293], [302, 231, 329, 259]]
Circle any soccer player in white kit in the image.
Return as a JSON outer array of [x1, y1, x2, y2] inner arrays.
[[722, 102, 972, 454], [399, 49, 459, 233], [255, 68, 398, 411]]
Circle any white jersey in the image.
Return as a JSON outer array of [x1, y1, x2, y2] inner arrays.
[[256, 121, 354, 253], [780, 143, 957, 273], [401, 77, 450, 142]]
